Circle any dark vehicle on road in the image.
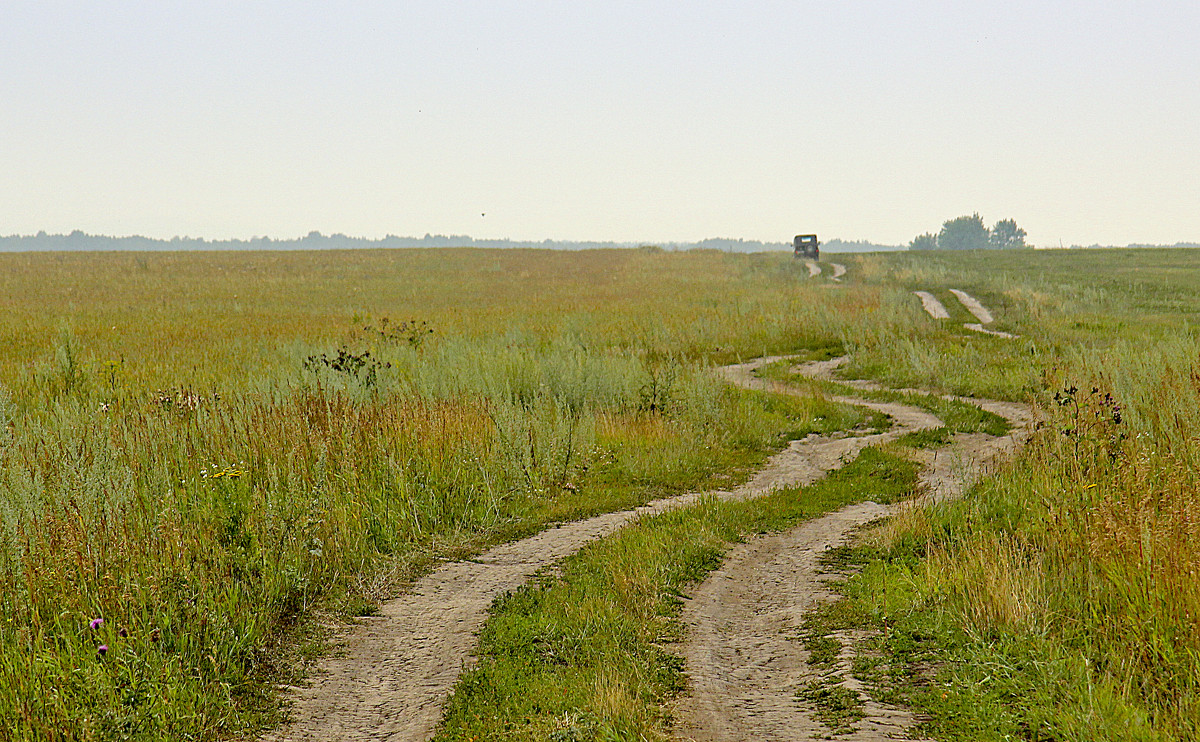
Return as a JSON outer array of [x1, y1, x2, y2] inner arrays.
[[793, 234, 819, 260]]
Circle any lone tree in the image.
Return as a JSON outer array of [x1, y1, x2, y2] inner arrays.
[[937, 213, 990, 250], [990, 218, 1027, 249]]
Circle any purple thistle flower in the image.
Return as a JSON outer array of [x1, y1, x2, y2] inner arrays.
[[89, 618, 104, 631], [97, 645, 108, 657]]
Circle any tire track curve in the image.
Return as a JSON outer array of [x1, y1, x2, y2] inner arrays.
[[673, 357, 1031, 742], [263, 358, 942, 742]]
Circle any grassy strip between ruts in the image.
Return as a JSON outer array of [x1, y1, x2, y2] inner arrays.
[[431, 446, 919, 741]]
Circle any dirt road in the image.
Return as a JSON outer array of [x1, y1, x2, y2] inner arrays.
[[914, 289, 1020, 339], [264, 357, 951, 742], [673, 358, 1030, 742], [950, 289, 1021, 338], [264, 353, 1028, 742]]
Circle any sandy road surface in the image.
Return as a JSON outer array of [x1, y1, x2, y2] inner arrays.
[[912, 290, 950, 319], [264, 354, 1027, 742], [674, 358, 1031, 742], [265, 491, 729, 742], [949, 289, 994, 324], [915, 289, 1020, 339], [264, 357, 945, 742], [965, 322, 1020, 339]]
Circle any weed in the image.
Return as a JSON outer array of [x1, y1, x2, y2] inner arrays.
[[356, 316, 435, 349], [53, 325, 85, 395], [1043, 383, 1126, 470], [303, 347, 392, 388], [637, 351, 680, 414]]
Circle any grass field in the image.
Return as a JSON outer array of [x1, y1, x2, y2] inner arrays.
[[1, 247, 1198, 740]]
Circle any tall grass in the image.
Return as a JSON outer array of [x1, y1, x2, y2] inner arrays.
[[0, 343, 848, 738], [836, 251, 1200, 740], [0, 248, 929, 740]]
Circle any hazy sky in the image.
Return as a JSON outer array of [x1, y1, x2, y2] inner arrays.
[[2, 1, 1198, 246]]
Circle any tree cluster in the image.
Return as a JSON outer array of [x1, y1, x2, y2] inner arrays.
[[909, 214, 1028, 250]]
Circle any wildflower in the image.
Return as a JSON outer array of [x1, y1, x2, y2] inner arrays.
[[97, 645, 108, 657], [118, 627, 128, 638], [89, 618, 104, 631]]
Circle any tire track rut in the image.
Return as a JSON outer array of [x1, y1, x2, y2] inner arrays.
[[262, 352, 1032, 739], [673, 357, 1031, 742], [914, 288, 1021, 339], [264, 357, 946, 741]]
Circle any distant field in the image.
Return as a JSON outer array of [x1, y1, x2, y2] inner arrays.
[[0, 248, 856, 393], [1, 247, 1197, 740]]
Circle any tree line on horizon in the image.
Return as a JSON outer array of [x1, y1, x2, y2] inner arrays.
[[0, 231, 903, 253], [4, 228, 1195, 254]]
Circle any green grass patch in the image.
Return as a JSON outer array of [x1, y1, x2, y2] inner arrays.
[[796, 599, 875, 671], [904, 393, 1009, 436], [786, 341, 846, 364], [823, 538, 1139, 741], [815, 452, 1200, 741], [895, 426, 953, 449], [797, 678, 865, 735]]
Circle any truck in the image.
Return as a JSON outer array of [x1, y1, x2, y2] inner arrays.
[[793, 234, 819, 260]]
